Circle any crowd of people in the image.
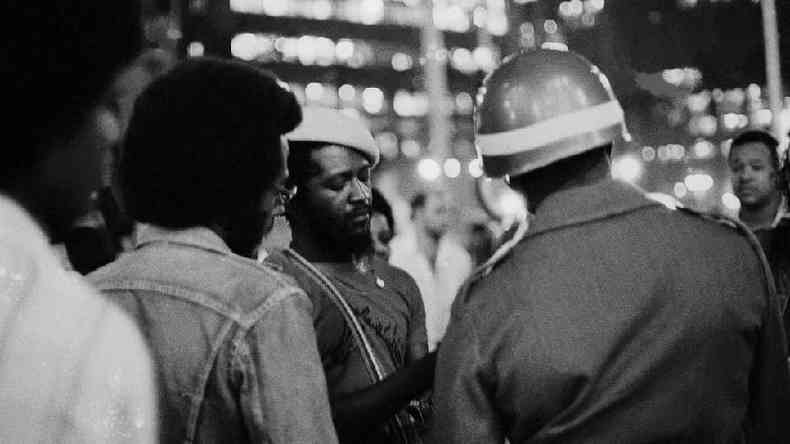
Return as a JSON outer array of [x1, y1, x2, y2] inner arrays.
[[3, 1, 790, 443]]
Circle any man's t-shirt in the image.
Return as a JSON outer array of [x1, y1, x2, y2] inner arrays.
[[266, 252, 428, 441], [316, 260, 427, 372]]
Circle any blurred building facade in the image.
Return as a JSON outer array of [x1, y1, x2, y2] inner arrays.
[[506, 0, 789, 216], [177, 0, 515, 227], [168, 0, 788, 221]]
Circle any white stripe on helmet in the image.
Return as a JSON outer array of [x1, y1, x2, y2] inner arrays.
[[476, 100, 624, 157]]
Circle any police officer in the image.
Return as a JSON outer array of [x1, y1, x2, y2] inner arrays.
[[429, 49, 790, 443]]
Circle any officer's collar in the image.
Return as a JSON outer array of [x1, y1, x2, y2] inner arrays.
[[528, 179, 661, 237]]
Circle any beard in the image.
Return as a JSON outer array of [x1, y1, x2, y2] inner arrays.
[[346, 228, 372, 255], [224, 209, 272, 258], [305, 213, 372, 258]]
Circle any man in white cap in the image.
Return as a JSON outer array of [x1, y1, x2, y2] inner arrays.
[[430, 48, 790, 443], [265, 107, 435, 443]]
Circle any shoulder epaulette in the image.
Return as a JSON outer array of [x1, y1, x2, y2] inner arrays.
[[677, 206, 779, 309], [676, 205, 740, 230], [455, 219, 529, 308]]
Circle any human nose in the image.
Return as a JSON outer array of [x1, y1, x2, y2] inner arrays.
[[737, 167, 754, 183], [349, 178, 370, 202]]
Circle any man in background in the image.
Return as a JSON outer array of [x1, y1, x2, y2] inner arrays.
[[0, 2, 156, 442], [729, 129, 790, 342], [370, 188, 395, 261], [62, 48, 175, 274], [390, 190, 473, 351], [729, 130, 788, 231]]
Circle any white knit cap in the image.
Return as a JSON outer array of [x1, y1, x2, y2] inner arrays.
[[287, 106, 380, 166]]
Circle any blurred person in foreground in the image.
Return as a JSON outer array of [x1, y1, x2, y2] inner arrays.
[[89, 59, 338, 443], [390, 190, 473, 351], [0, 2, 156, 442], [370, 188, 396, 261], [728, 130, 790, 316], [63, 48, 174, 274], [265, 106, 434, 443], [430, 48, 790, 443]]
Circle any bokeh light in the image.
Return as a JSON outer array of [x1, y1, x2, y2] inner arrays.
[[611, 156, 643, 183], [417, 158, 442, 181]]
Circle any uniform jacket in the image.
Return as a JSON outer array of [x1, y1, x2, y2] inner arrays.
[[89, 224, 338, 444], [430, 179, 790, 443]]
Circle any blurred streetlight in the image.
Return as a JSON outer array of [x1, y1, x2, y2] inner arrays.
[[417, 158, 442, 181], [611, 156, 643, 183]]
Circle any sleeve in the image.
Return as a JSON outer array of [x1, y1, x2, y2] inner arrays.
[[428, 310, 504, 444], [402, 272, 428, 363], [236, 288, 339, 444], [746, 247, 790, 442], [66, 307, 158, 444]]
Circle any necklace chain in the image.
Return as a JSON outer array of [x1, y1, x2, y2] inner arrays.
[[351, 254, 385, 288]]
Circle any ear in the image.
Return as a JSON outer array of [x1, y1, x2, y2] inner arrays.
[[773, 169, 784, 189], [94, 106, 122, 149], [284, 193, 303, 224]]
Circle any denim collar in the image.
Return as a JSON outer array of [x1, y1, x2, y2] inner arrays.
[[135, 223, 232, 256], [528, 179, 661, 238]]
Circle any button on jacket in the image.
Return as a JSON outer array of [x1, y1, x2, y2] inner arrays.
[[89, 225, 338, 444], [431, 179, 790, 443]]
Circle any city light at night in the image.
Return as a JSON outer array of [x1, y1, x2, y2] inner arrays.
[[196, 0, 789, 219], [417, 158, 442, 181], [612, 156, 643, 183]]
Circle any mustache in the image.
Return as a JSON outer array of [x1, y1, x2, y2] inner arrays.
[[349, 205, 371, 217]]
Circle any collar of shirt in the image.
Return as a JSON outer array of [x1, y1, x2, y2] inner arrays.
[[741, 195, 789, 231], [770, 195, 789, 228], [529, 179, 661, 237]]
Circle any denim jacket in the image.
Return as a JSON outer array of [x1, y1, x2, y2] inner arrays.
[[89, 224, 338, 444]]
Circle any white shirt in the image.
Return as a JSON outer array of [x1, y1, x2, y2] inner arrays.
[[770, 196, 790, 228], [390, 230, 473, 351], [0, 194, 156, 443], [739, 195, 790, 231]]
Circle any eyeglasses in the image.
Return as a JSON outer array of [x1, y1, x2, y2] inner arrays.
[[274, 184, 298, 206]]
